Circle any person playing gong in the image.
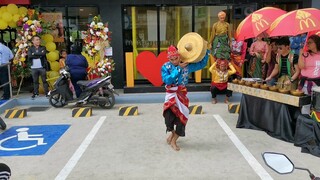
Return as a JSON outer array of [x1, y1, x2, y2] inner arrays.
[[161, 40, 209, 151], [208, 11, 232, 60]]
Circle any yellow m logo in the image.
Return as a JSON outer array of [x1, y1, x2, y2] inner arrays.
[[299, 18, 316, 30], [255, 19, 269, 32]]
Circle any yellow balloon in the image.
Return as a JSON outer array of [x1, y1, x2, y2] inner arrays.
[[47, 71, 60, 89], [12, 14, 20, 22], [2, 12, 12, 22], [0, 19, 7, 30], [8, 21, 16, 28], [7, 4, 18, 14], [18, 7, 28, 15], [49, 61, 60, 72], [43, 34, 54, 42], [45, 42, 56, 52], [46, 51, 59, 62], [48, 70, 60, 78], [0, 6, 7, 13]]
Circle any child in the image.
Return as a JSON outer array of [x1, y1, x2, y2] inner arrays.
[[59, 49, 67, 69], [209, 59, 236, 104]]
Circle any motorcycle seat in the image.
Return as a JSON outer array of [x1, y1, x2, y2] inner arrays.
[[77, 77, 105, 87]]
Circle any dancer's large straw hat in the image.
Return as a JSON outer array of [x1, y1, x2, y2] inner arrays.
[[177, 32, 207, 63]]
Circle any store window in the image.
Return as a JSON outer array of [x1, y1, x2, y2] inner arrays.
[[124, 5, 232, 81], [67, 6, 99, 42], [36, 6, 99, 51], [124, 5, 193, 81]]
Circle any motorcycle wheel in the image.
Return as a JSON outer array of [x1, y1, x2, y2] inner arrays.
[[99, 89, 115, 109], [49, 92, 67, 108]]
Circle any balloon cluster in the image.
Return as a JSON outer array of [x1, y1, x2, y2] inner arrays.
[[0, 4, 27, 30]]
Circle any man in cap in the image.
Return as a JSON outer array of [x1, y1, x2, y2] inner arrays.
[[161, 45, 209, 151]]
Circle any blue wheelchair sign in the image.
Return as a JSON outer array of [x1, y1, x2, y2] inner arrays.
[[0, 125, 70, 156]]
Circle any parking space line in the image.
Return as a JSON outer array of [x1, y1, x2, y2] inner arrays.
[[213, 115, 273, 180], [55, 116, 106, 180]]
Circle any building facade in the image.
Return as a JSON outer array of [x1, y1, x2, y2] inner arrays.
[[30, 0, 315, 92]]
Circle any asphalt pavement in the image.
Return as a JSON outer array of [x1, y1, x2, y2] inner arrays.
[[0, 91, 318, 180]]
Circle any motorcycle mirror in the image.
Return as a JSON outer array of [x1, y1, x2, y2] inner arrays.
[[262, 152, 294, 174]]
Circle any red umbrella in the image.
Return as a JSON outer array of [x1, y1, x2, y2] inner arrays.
[[235, 7, 286, 40], [267, 8, 320, 37]]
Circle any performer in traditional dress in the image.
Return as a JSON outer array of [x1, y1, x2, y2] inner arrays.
[[230, 38, 246, 78], [209, 59, 236, 104], [265, 38, 278, 86], [208, 11, 232, 60], [265, 37, 300, 90], [161, 45, 209, 151], [248, 34, 268, 79]]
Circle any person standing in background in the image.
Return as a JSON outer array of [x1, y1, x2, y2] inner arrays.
[[28, 35, 49, 98], [0, 41, 14, 100], [248, 34, 268, 79], [208, 11, 232, 60], [265, 38, 278, 86]]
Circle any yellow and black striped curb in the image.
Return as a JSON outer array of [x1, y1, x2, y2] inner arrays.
[[189, 105, 203, 114], [119, 106, 138, 116], [228, 104, 240, 114], [5, 108, 27, 118], [72, 107, 92, 117]]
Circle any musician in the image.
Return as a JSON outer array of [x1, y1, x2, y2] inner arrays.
[[265, 37, 300, 91]]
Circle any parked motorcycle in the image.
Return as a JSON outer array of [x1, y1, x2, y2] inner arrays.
[[48, 68, 117, 109], [262, 152, 319, 180]]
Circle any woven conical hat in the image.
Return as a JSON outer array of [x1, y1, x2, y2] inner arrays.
[[177, 32, 207, 63]]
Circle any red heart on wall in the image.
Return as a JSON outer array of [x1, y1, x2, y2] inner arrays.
[[136, 51, 168, 87]]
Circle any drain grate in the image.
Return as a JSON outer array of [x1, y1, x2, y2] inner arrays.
[[27, 106, 51, 112]]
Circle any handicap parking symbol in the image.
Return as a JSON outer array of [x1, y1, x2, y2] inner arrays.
[[0, 125, 70, 156]]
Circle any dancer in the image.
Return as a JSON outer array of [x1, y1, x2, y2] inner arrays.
[[161, 45, 209, 151]]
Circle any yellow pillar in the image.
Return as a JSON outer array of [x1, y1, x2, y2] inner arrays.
[[195, 70, 202, 83], [131, 7, 138, 79], [125, 52, 134, 87]]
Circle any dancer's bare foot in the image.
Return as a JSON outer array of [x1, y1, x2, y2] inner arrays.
[[171, 141, 180, 151], [170, 132, 180, 151], [166, 133, 173, 145], [211, 98, 217, 104], [224, 97, 229, 104]]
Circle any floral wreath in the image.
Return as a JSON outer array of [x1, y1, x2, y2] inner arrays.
[[12, 9, 51, 79], [83, 16, 115, 78]]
